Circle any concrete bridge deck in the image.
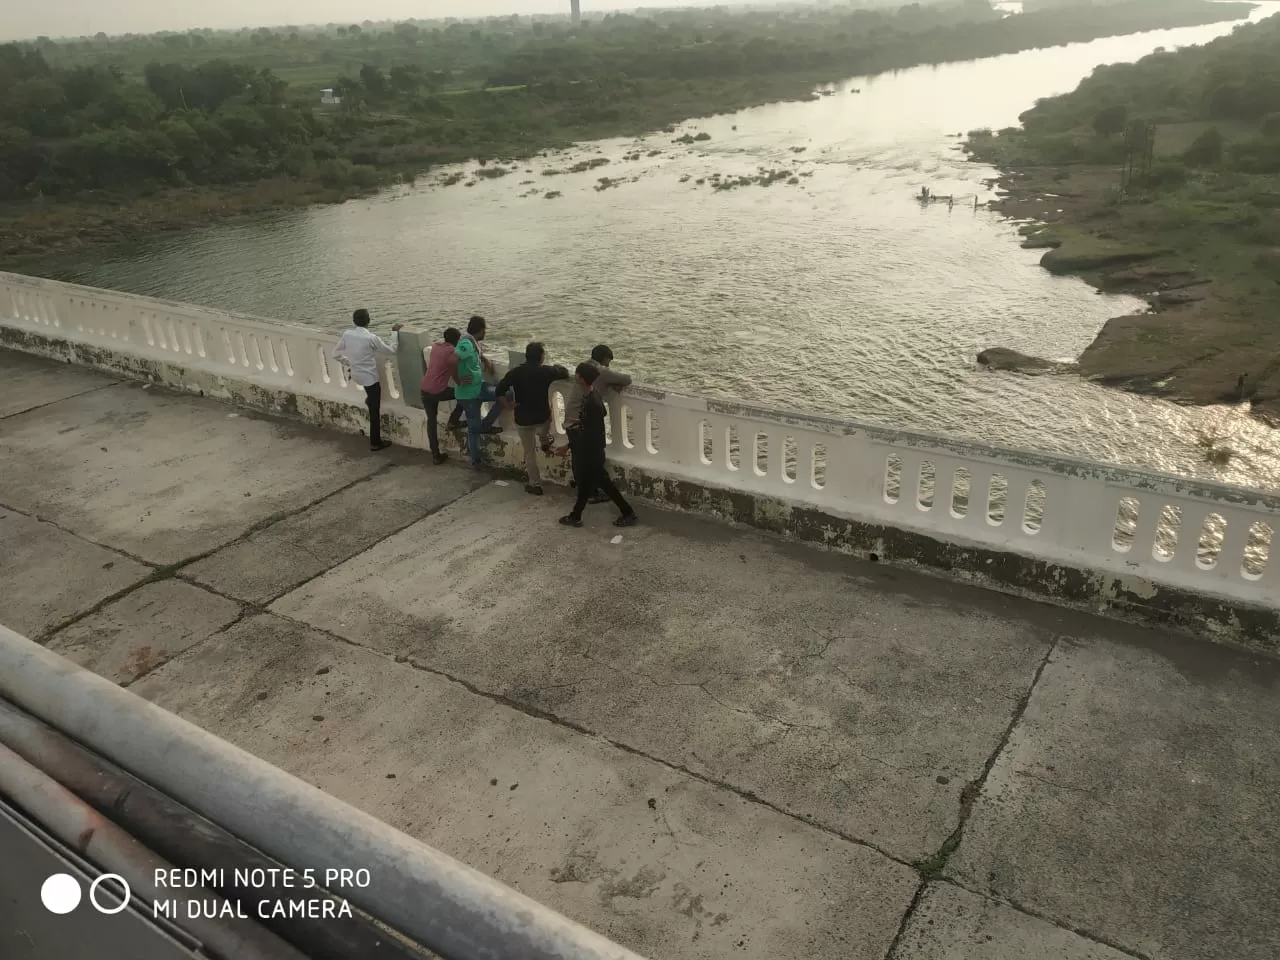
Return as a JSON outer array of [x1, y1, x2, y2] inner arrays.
[[2, 348, 1277, 960]]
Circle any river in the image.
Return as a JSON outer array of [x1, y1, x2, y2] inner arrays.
[[40, 3, 1280, 488]]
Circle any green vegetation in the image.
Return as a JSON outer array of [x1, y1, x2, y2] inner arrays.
[[965, 12, 1280, 422], [0, 0, 1254, 263]]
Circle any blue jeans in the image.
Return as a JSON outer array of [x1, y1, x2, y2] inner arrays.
[[456, 384, 505, 466]]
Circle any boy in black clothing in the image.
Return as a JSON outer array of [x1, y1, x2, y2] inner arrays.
[[559, 363, 638, 528], [496, 342, 570, 495]]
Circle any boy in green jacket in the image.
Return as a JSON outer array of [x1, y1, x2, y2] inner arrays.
[[453, 315, 506, 468]]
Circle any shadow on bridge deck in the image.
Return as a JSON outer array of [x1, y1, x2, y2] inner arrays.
[[2, 348, 1277, 960]]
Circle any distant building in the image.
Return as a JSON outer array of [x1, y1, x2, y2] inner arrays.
[[570, 0, 581, 25], [320, 88, 342, 105]]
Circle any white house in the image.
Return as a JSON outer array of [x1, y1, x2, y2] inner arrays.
[[320, 88, 342, 105]]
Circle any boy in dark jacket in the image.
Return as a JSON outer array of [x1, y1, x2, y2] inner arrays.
[[496, 342, 570, 495], [559, 363, 638, 528]]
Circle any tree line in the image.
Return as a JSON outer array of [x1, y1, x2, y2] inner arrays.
[[1010, 11, 1280, 177], [0, 0, 1255, 204]]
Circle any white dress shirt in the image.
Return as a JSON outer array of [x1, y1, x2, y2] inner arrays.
[[332, 327, 398, 388]]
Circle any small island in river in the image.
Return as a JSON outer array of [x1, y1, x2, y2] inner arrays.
[[966, 7, 1280, 423]]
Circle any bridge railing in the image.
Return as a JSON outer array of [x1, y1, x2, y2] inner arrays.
[[3, 270, 1277, 609]]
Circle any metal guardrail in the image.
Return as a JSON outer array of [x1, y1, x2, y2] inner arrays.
[[0, 624, 647, 960]]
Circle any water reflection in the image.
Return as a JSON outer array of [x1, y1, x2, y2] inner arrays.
[[42, 4, 1280, 492]]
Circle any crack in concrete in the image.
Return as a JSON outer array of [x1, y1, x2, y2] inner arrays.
[[913, 637, 1059, 885], [262, 604, 921, 873], [23, 464, 411, 646], [792, 619, 863, 689], [0, 497, 160, 570], [33, 461, 494, 649], [882, 878, 932, 960], [0, 380, 121, 422], [119, 602, 255, 689], [883, 638, 1062, 959], [248, 474, 489, 607], [186, 605, 1142, 960], [1013, 769, 1119, 806], [579, 650, 827, 733], [938, 879, 1155, 960]]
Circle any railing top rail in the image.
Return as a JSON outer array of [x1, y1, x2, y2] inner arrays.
[[4, 270, 1277, 513]]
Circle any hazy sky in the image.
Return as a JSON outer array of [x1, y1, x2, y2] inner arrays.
[[5, 1, 684, 42]]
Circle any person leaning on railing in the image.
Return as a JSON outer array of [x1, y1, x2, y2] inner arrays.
[[559, 362, 638, 529], [331, 308, 403, 452], [420, 326, 461, 466], [560, 344, 632, 503], [560, 344, 631, 433], [453, 315, 509, 469], [496, 341, 570, 497]]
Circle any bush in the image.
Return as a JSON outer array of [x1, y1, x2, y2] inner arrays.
[[1182, 127, 1223, 166], [1134, 159, 1188, 189], [281, 145, 315, 178], [1093, 104, 1128, 137], [350, 164, 380, 188], [316, 157, 356, 187], [309, 138, 339, 160], [1229, 136, 1280, 174]]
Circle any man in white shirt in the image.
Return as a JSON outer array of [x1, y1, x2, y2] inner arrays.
[[332, 308, 403, 451]]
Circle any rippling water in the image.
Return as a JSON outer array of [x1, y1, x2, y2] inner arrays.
[[43, 3, 1280, 489]]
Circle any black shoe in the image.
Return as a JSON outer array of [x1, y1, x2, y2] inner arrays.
[[482, 425, 503, 436], [371, 439, 392, 451], [559, 514, 583, 527], [432, 452, 448, 465], [525, 484, 544, 496], [614, 513, 638, 527]]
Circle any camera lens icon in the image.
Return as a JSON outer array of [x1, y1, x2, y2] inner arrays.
[[41, 873, 132, 915], [40, 874, 81, 914]]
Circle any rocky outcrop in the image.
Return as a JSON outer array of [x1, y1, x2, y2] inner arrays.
[[1040, 240, 1170, 275], [976, 348, 1078, 375]]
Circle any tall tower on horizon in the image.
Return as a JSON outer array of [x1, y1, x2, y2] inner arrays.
[[570, 0, 581, 26]]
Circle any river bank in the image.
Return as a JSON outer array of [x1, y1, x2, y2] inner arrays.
[[1, 0, 1257, 271], [964, 39, 1280, 424], [968, 144, 1280, 418], [0, 71, 838, 270]]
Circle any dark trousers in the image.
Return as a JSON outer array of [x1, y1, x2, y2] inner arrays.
[[569, 440, 633, 519], [420, 388, 455, 455], [363, 383, 382, 446]]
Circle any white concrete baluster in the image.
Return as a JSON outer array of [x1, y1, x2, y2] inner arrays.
[[1174, 509, 1213, 575], [1214, 511, 1254, 584], [964, 466, 994, 530], [896, 452, 924, 514], [1126, 496, 1162, 569]]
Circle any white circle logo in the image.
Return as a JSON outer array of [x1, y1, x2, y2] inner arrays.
[[41, 874, 82, 914], [88, 874, 131, 915]]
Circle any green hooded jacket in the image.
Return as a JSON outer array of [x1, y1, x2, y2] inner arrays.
[[453, 335, 483, 401]]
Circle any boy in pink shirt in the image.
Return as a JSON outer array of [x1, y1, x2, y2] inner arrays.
[[420, 327, 461, 464]]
